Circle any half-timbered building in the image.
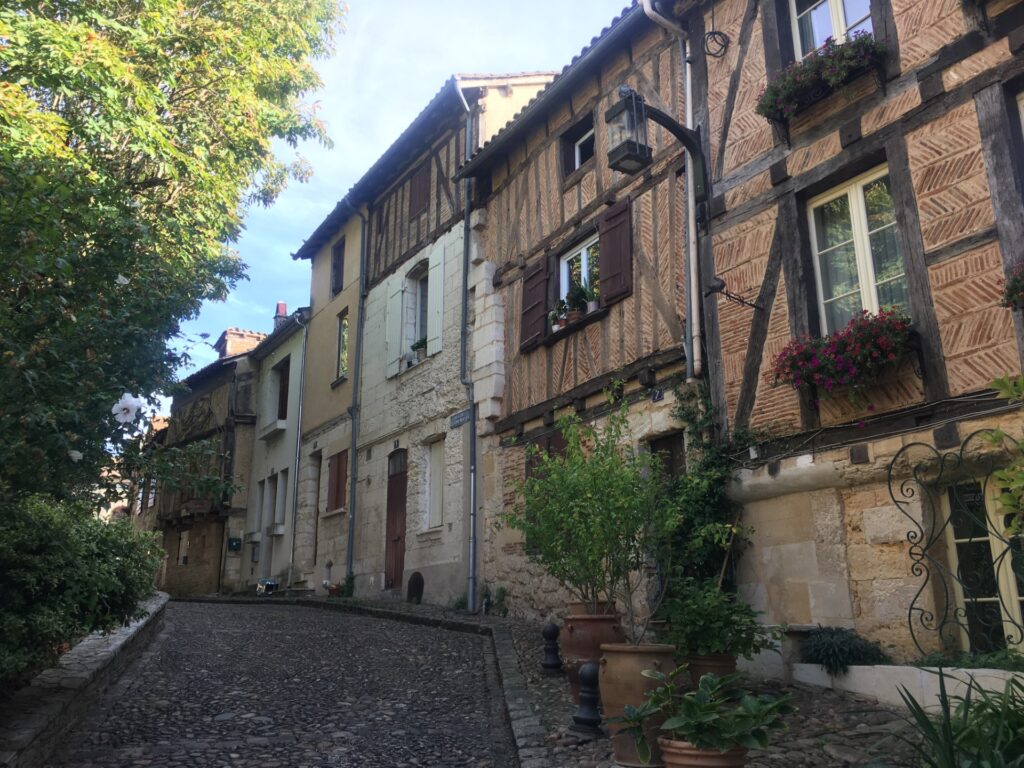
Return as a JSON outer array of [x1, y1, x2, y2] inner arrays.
[[456, 7, 697, 617], [292, 73, 553, 603], [676, 0, 1024, 662]]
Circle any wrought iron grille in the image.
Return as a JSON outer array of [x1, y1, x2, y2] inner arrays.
[[888, 429, 1024, 655]]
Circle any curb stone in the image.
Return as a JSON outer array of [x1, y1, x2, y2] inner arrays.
[[0, 592, 169, 768]]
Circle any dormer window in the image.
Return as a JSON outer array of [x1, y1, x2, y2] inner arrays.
[[560, 113, 595, 177], [791, 0, 871, 59]]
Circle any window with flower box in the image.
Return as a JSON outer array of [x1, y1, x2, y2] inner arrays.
[[558, 236, 600, 306], [790, 0, 872, 59], [808, 166, 907, 334]]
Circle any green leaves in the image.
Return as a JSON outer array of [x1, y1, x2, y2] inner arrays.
[[0, 0, 342, 502]]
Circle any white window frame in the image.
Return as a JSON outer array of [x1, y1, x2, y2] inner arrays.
[[574, 128, 595, 170], [790, 0, 871, 59], [807, 164, 905, 334], [1018, 92, 1024, 141], [942, 482, 1024, 653], [558, 235, 600, 302]]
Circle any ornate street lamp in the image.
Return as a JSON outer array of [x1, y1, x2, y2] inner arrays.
[[604, 85, 708, 204]]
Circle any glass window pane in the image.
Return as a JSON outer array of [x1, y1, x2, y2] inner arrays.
[[819, 242, 860, 300], [847, 17, 872, 37], [842, 0, 871, 28], [949, 484, 989, 540], [957, 541, 1000, 598], [823, 293, 862, 332], [1011, 536, 1023, 594], [797, 0, 833, 56], [863, 176, 896, 231], [814, 194, 853, 251], [964, 601, 1007, 653], [869, 226, 903, 282], [567, 253, 582, 291], [876, 277, 908, 314], [586, 242, 600, 292]]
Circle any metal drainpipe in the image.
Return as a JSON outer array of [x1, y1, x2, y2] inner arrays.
[[455, 79, 479, 613], [286, 312, 309, 589], [344, 202, 369, 579], [640, 0, 702, 380]]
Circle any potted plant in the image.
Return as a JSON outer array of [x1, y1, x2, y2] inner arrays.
[[658, 577, 783, 687], [583, 283, 600, 313], [756, 33, 886, 126], [503, 397, 681, 710], [566, 283, 589, 323], [771, 309, 911, 399], [411, 336, 427, 362], [614, 669, 793, 768], [549, 298, 568, 331]]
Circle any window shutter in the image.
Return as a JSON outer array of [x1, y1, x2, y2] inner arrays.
[[385, 275, 404, 378], [426, 241, 444, 355], [598, 198, 633, 307], [327, 454, 338, 511], [336, 450, 348, 509], [519, 259, 548, 351]]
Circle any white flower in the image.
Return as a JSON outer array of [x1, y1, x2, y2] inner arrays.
[[116, 274, 130, 286], [112, 393, 144, 424], [68, 449, 83, 462]]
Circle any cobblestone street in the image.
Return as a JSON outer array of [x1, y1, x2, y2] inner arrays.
[[46, 602, 516, 768]]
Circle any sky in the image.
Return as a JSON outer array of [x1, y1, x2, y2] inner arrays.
[[174, 0, 634, 382]]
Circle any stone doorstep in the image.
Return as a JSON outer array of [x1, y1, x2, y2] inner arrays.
[[0, 592, 169, 768]]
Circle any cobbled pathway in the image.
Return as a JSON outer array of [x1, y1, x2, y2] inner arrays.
[[46, 602, 516, 768]]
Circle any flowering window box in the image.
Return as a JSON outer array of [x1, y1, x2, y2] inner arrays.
[[756, 35, 887, 140], [772, 310, 924, 425]]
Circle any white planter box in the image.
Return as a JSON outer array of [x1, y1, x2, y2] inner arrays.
[[790, 663, 1023, 710]]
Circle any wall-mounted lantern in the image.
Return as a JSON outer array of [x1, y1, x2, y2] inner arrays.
[[605, 86, 653, 175]]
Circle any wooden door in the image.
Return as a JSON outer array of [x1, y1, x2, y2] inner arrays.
[[385, 449, 408, 590]]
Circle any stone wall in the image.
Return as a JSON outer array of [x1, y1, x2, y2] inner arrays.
[[351, 223, 473, 605]]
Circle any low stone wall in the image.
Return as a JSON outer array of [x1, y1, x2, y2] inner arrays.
[[0, 592, 169, 768], [790, 662, 1024, 711]]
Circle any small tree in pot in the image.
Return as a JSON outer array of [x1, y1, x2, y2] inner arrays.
[[658, 577, 784, 686], [502, 397, 680, 714]]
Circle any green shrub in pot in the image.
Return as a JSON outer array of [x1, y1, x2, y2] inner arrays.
[[658, 576, 783, 659], [612, 668, 793, 764]]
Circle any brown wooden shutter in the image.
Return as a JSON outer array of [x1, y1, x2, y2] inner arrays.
[[598, 198, 633, 307], [326, 450, 348, 511], [519, 258, 548, 351], [335, 450, 348, 509]]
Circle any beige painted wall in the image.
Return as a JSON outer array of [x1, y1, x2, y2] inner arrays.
[[301, 211, 362, 436]]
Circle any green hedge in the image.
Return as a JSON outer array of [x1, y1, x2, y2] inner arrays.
[[0, 495, 162, 684]]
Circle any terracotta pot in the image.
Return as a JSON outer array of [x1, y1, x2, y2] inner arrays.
[[658, 738, 746, 768], [562, 613, 624, 702], [566, 309, 585, 323], [600, 643, 677, 767], [566, 600, 616, 616], [686, 653, 737, 687]]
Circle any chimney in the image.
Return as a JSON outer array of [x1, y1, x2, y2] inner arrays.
[[213, 328, 267, 358], [273, 301, 288, 330]]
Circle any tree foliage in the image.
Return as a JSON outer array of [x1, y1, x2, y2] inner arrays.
[[0, 0, 343, 501]]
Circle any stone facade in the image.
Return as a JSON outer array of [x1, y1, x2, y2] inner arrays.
[[242, 312, 308, 589]]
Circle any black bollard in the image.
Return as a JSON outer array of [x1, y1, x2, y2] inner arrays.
[[541, 622, 563, 674], [570, 661, 603, 736]]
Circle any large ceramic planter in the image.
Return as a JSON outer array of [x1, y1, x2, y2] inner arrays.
[[686, 653, 736, 687], [567, 600, 616, 615], [658, 738, 746, 768], [600, 643, 677, 767], [563, 612, 624, 702]]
